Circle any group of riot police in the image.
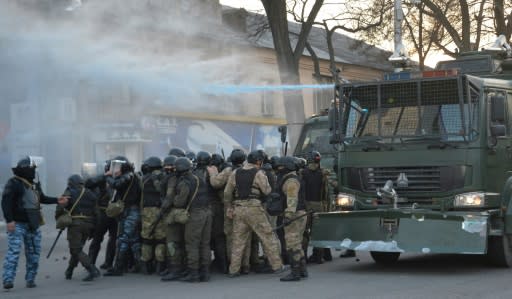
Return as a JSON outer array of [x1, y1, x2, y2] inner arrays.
[[2, 148, 335, 289]]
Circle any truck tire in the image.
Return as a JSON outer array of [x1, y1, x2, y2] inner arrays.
[[370, 251, 400, 264], [487, 235, 512, 267]]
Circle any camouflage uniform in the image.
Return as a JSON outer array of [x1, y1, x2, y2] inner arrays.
[[300, 163, 331, 262], [140, 170, 167, 269], [278, 171, 307, 280], [209, 165, 251, 271], [224, 163, 283, 275], [161, 174, 187, 281]]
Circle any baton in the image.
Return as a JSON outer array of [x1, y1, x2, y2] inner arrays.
[[47, 229, 64, 259], [272, 211, 314, 231]]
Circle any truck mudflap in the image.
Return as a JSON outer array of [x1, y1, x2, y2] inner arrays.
[[310, 210, 489, 254]]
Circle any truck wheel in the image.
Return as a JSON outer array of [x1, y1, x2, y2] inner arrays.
[[370, 251, 400, 264], [487, 235, 512, 267]]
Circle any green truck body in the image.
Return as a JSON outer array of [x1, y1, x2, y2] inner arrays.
[[296, 53, 512, 265]]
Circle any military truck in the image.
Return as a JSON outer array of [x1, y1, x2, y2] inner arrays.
[[304, 44, 512, 266]]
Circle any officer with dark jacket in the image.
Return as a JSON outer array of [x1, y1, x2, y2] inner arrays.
[[301, 151, 331, 264], [2, 156, 60, 290], [57, 174, 100, 281], [195, 151, 227, 274], [104, 156, 142, 276], [161, 155, 187, 282], [174, 157, 212, 282], [86, 160, 118, 271], [140, 156, 166, 275]]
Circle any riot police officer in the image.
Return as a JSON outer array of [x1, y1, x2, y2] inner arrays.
[[104, 156, 142, 276], [140, 156, 166, 275], [58, 174, 100, 281], [86, 160, 118, 271], [174, 157, 212, 282]]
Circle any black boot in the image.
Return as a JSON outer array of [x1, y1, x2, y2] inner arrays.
[[308, 248, 324, 264], [299, 257, 308, 278], [280, 261, 301, 282], [199, 266, 210, 282], [179, 268, 200, 282], [104, 255, 125, 277], [323, 248, 333, 261], [161, 265, 185, 281], [140, 261, 150, 275], [83, 265, 100, 282], [156, 262, 168, 276], [65, 265, 74, 280]]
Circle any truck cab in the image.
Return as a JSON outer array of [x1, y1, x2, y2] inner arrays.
[[309, 50, 512, 266]]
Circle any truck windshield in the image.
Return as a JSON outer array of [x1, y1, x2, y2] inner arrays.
[[342, 77, 480, 144], [295, 120, 334, 157]]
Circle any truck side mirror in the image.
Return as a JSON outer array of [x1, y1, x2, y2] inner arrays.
[[278, 125, 287, 143], [490, 124, 506, 137], [491, 95, 506, 123], [329, 99, 345, 144]]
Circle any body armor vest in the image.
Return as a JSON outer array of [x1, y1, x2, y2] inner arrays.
[[277, 173, 305, 211], [302, 168, 323, 202], [142, 175, 162, 208], [235, 168, 259, 200]]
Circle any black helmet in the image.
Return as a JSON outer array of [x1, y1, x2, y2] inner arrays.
[[168, 147, 186, 157], [67, 174, 84, 188], [175, 157, 193, 173], [211, 154, 224, 167], [276, 156, 297, 172], [229, 149, 246, 166], [15, 156, 33, 169], [112, 156, 134, 173], [247, 150, 265, 164], [186, 151, 196, 162], [163, 155, 178, 167], [257, 149, 269, 164], [307, 151, 321, 163], [196, 151, 211, 166], [143, 156, 163, 168], [270, 156, 280, 170], [12, 156, 36, 180]]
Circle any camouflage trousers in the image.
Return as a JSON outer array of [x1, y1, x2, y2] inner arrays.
[[229, 201, 283, 274], [2, 223, 42, 284], [117, 207, 141, 259], [140, 207, 167, 262], [284, 210, 307, 263], [67, 219, 94, 270], [224, 207, 251, 267]]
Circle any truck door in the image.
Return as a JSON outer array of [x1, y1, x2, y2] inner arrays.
[[487, 90, 512, 193]]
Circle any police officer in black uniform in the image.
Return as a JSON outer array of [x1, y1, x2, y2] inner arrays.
[[58, 174, 100, 281], [86, 160, 118, 270]]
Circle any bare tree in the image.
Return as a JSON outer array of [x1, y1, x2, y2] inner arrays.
[[260, 0, 324, 149]]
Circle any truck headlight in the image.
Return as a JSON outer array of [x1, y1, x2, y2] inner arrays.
[[336, 193, 355, 207], [454, 192, 485, 207]]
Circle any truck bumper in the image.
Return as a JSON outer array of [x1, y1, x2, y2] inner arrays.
[[310, 210, 489, 254]]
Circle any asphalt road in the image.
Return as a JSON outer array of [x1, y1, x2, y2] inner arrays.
[[1, 206, 512, 299]]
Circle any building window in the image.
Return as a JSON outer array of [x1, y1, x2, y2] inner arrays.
[[313, 74, 334, 114], [261, 88, 274, 116]]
